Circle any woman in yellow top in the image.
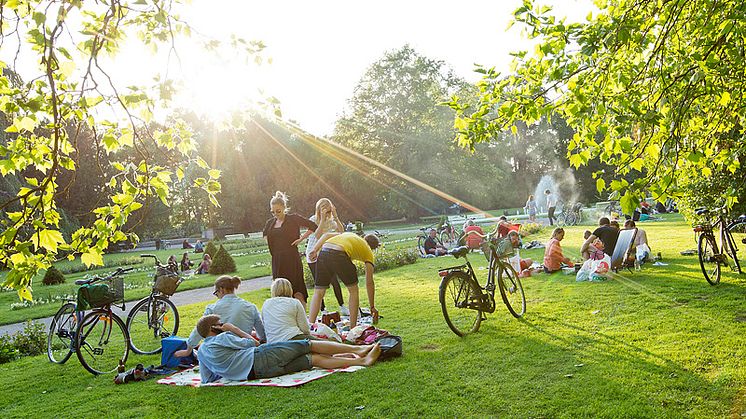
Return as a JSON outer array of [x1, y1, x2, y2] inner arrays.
[[307, 232, 380, 328]]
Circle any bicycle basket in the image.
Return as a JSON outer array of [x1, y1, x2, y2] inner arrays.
[[76, 277, 124, 310], [154, 273, 182, 296]]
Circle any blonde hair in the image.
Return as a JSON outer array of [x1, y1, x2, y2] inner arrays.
[[270, 191, 289, 212], [314, 198, 333, 224], [552, 227, 564, 238], [214, 275, 241, 293], [271, 278, 293, 298]]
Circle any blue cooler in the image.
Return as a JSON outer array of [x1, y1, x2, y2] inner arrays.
[[161, 336, 188, 368]]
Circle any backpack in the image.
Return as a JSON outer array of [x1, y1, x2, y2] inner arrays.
[[375, 335, 402, 360]]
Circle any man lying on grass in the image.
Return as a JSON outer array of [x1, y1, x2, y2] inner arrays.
[[196, 314, 381, 384]]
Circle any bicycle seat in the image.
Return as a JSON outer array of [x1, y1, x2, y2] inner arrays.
[[449, 246, 469, 259], [737, 214, 746, 222], [695, 208, 709, 216]]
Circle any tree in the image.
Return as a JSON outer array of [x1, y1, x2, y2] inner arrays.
[[447, 0, 746, 215], [0, 1, 270, 299]]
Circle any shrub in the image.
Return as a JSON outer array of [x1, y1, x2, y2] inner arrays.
[[0, 321, 46, 364], [0, 335, 17, 364], [42, 266, 66, 286], [56, 255, 143, 275], [204, 241, 218, 258], [12, 321, 46, 357], [209, 245, 236, 274], [519, 222, 544, 237]]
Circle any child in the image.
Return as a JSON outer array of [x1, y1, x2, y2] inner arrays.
[[588, 238, 605, 261]]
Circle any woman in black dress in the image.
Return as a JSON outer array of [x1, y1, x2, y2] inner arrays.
[[263, 191, 318, 307]]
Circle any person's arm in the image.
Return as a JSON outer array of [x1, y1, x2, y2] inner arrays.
[[252, 306, 266, 343], [217, 323, 257, 347], [330, 205, 345, 232], [580, 234, 597, 255], [199, 359, 220, 384], [309, 232, 341, 259], [364, 262, 377, 319], [295, 300, 311, 335]]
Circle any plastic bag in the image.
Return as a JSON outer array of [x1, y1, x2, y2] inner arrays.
[[636, 243, 651, 261], [577, 255, 611, 281], [311, 323, 342, 342], [508, 254, 521, 273], [576, 259, 593, 282]]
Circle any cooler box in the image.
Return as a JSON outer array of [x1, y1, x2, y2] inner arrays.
[[161, 336, 188, 368]]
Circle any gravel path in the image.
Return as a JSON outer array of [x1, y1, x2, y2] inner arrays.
[[0, 275, 272, 336]]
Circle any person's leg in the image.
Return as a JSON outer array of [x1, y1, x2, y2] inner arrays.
[[309, 261, 326, 312], [309, 340, 374, 357], [347, 284, 360, 327], [548, 207, 555, 225], [311, 350, 380, 369], [329, 276, 345, 308], [307, 288, 326, 325]]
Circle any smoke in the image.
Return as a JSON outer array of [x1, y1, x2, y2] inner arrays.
[[531, 164, 581, 213]]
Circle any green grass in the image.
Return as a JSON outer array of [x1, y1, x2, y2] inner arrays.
[[1, 214, 745, 417]]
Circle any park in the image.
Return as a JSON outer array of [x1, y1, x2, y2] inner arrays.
[[1, 0, 746, 418]]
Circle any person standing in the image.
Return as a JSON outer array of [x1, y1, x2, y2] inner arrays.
[[306, 198, 349, 316], [525, 195, 538, 222], [263, 191, 318, 307], [545, 189, 556, 226]]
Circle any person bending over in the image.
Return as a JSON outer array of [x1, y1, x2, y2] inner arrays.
[[261, 278, 313, 343], [543, 228, 572, 273], [424, 228, 447, 256], [308, 232, 380, 328], [174, 276, 266, 358], [580, 217, 619, 257], [196, 314, 381, 384]]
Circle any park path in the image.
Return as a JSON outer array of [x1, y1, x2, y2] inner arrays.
[[0, 275, 272, 336]]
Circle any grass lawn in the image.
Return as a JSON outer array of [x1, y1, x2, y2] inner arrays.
[[1, 214, 745, 417]]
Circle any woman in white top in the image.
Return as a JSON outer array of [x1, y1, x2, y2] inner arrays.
[[306, 198, 349, 316], [262, 278, 312, 343]]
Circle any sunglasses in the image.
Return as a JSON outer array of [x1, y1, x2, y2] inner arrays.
[[212, 289, 220, 296]]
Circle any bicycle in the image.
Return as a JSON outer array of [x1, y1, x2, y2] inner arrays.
[[438, 233, 526, 337], [47, 267, 132, 375], [693, 206, 746, 285], [126, 254, 182, 354], [557, 202, 583, 226]]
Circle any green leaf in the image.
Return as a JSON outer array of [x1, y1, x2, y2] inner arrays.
[[719, 92, 731, 106], [208, 169, 221, 179], [176, 167, 184, 181], [35, 229, 64, 252], [81, 251, 104, 267], [596, 178, 606, 193], [620, 191, 639, 215]]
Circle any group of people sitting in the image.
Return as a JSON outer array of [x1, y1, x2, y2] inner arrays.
[[166, 252, 212, 274], [175, 275, 382, 384]]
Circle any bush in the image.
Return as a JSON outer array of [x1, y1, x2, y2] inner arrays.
[[209, 245, 236, 274], [204, 241, 218, 258], [42, 266, 66, 286], [519, 222, 545, 237], [56, 255, 143, 275], [0, 321, 46, 364]]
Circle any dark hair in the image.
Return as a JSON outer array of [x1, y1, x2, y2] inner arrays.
[[545, 189, 551, 194], [499, 216, 507, 221], [214, 275, 241, 293], [364, 234, 380, 250], [625, 220, 636, 228], [599, 217, 610, 226], [197, 314, 221, 338]]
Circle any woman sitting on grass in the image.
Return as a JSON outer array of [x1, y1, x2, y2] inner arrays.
[[196, 253, 212, 274], [174, 275, 266, 358], [262, 278, 313, 343], [543, 227, 572, 273]]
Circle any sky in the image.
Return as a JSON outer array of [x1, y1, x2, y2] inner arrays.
[[2, 0, 593, 136]]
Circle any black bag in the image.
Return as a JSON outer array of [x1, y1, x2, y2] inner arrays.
[[375, 335, 402, 360]]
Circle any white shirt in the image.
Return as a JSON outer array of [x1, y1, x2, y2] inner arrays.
[[305, 214, 341, 263], [546, 193, 556, 208], [261, 297, 311, 343]]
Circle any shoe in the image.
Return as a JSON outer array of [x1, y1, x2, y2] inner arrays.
[[339, 305, 350, 317]]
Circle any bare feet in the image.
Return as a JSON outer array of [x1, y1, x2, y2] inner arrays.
[[332, 353, 360, 359], [363, 343, 381, 366], [353, 344, 374, 357]]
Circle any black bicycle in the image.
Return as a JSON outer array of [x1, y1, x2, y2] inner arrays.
[[47, 267, 132, 375], [693, 206, 746, 285], [557, 202, 583, 226], [126, 254, 182, 354], [438, 233, 526, 337]]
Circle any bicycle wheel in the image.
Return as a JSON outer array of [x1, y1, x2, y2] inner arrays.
[[127, 296, 179, 355], [497, 265, 526, 318], [47, 302, 77, 364], [728, 221, 746, 274], [439, 271, 482, 337], [417, 236, 427, 256], [698, 233, 721, 285], [76, 310, 129, 375], [566, 212, 577, 226], [439, 230, 451, 246]]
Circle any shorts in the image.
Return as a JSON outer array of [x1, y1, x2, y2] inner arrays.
[[251, 340, 312, 379], [315, 248, 358, 288]]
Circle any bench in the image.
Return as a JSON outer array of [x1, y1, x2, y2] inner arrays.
[[224, 233, 246, 241]]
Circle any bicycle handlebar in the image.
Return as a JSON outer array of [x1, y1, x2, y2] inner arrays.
[[140, 254, 162, 265], [74, 266, 133, 286]]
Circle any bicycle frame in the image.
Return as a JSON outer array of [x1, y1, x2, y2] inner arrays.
[[438, 245, 500, 314]]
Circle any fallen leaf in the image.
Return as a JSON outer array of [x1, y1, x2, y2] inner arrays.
[[592, 310, 600, 315]]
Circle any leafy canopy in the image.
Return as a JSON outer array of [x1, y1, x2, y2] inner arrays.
[[447, 0, 745, 215], [0, 1, 263, 299]]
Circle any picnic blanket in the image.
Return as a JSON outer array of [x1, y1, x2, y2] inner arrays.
[[157, 365, 365, 387]]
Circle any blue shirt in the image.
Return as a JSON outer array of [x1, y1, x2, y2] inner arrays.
[[187, 294, 266, 348], [198, 333, 257, 383]]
